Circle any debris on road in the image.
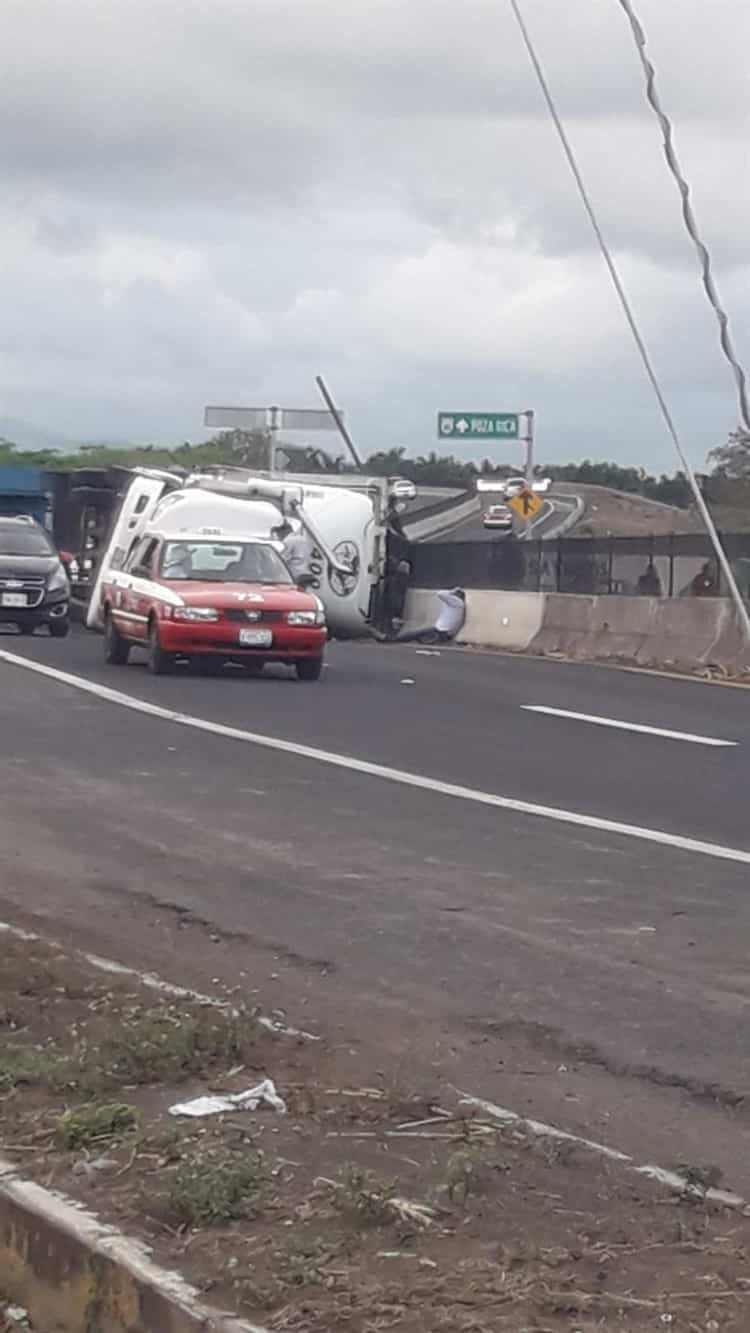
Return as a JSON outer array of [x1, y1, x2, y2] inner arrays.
[[169, 1078, 287, 1118]]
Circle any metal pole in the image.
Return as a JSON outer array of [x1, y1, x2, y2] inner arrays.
[[523, 409, 535, 486], [508, 0, 750, 644], [268, 406, 279, 475], [315, 375, 363, 470]]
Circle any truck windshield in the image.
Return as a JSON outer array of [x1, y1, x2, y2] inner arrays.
[[160, 540, 294, 585], [0, 525, 54, 557]]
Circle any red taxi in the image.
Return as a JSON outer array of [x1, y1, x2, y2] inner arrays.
[[100, 532, 326, 679]]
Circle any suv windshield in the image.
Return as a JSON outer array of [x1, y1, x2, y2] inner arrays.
[[0, 524, 54, 557], [160, 540, 293, 585]]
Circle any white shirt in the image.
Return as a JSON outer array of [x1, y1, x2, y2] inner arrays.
[[435, 590, 465, 636], [282, 533, 310, 579]]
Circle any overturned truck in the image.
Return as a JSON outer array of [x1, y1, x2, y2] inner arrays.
[[82, 465, 391, 639]]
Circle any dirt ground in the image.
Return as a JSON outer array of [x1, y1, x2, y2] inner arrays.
[[2, 932, 750, 1333], [554, 486, 705, 538]]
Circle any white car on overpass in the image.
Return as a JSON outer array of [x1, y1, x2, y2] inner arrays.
[[482, 503, 513, 532]]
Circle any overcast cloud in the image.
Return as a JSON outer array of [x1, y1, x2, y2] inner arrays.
[[1, 0, 748, 468]]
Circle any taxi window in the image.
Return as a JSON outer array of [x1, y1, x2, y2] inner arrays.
[[126, 538, 158, 576], [160, 541, 293, 584]]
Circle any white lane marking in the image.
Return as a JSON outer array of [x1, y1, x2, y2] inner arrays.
[[0, 922, 319, 1041], [522, 704, 737, 748], [2, 647, 750, 866], [460, 1094, 744, 1210], [1, 920, 744, 1213]]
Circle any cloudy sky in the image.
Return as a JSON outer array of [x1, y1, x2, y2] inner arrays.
[[1, 0, 748, 468]]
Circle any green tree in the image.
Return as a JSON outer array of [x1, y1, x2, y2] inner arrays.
[[708, 428, 750, 479]]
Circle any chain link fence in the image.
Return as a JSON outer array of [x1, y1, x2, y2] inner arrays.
[[411, 532, 750, 602]]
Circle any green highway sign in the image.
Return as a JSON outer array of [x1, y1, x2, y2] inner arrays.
[[438, 412, 520, 441]]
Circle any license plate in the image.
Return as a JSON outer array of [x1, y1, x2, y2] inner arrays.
[[1, 593, 27, 607], [239, 628, 272, 647]]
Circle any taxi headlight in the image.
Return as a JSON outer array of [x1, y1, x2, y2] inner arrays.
[[173, 607, 220, 622], [287, 610, 319, 626]]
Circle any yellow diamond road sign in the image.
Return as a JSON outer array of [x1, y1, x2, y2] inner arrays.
[[507, 488, 544, 521]]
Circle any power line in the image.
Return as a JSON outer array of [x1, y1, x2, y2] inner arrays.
[[507, 0, 750, 641], [615, 0, 749, 434]]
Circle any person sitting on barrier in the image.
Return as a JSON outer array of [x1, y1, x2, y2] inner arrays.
[[690, 561, 718, 597], [637, 559, 662, 596], [374, 587, 466, 644]]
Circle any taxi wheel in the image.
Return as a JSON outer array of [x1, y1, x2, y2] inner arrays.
[[148, 621, 172, 676], [104, 612, 129, 664], [296, 656, 323, 682]]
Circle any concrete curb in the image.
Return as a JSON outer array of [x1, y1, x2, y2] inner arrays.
[[0, 1157, 269, 1333], [544, 493, 583, 538], [405, 495, 481, 542]]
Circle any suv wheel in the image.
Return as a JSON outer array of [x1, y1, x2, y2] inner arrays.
[[148, 620, 172, 675], [49, 618, 70, 639], [104, 611, 129, 664]]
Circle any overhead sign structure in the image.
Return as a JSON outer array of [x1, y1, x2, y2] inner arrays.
[[279, 407, 343, 431], [204, 406, 268, 431], [204, 405, 343, 433], [438, 412, 520, 441], [507, 487, 544, 522]]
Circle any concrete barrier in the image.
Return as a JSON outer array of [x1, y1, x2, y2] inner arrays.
[[0, 1157, 262, 1333], [457, 590, 545, 651], [532, 593, 748, 671], [406, 586, 750, 672]]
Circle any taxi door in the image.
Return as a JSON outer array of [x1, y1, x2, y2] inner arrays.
[[126, 537, 161, 642], [112, 537, 158, 643]]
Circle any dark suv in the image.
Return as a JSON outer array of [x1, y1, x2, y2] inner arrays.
[[0, 516, 70, 637]]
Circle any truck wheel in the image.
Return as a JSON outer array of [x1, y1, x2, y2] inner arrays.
[[296, 656, 323, 682], [104, 611, 129, 664], [147, 620, 172, 675]]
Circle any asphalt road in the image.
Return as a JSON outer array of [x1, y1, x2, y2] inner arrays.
[[429, 488, 579, 542], [2, 625, 750, 1190]]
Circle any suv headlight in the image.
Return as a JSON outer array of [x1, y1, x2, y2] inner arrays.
[[47, 565, 69, 593], [173, 607, 220, 622], [287, 609, 324, 626]]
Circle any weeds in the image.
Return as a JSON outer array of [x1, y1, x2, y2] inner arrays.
[[335, 1166, 398, 1227], [54, 1101, 141, 1150], [677, 1161, 724, 1203], [97, 1002, 256, 1086], [150, 1149, 265, 1227], [0, 1042, 72, 1091]]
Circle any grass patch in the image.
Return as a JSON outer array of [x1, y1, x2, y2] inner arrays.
[[98, 1003, 256, 1086], [150, 1149, 265, 1227], [0, 1042, 73, 1091], [54, 1101, 141, 1150]]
